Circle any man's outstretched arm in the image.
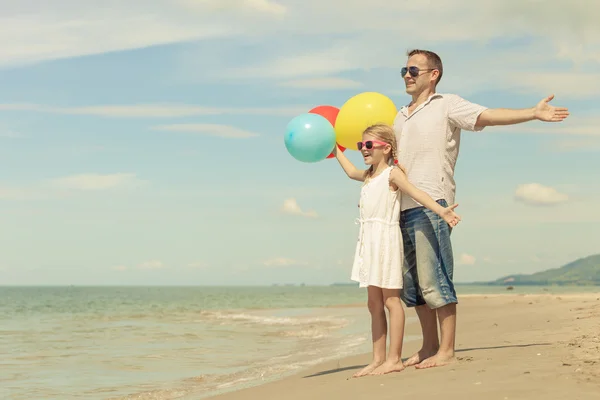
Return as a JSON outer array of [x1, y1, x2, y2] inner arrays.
[[475, 94, 569, 127]]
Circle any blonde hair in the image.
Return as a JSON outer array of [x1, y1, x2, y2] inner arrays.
[[362, 124, 400, 183]]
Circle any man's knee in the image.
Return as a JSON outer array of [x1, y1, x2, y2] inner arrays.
[[416, 263, 457, 309], [413, 204, 457, 309], [416, 261, 456, 308], [422, 291, 458, 309]]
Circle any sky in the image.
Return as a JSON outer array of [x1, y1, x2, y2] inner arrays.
[[1, 0, 599, 286]]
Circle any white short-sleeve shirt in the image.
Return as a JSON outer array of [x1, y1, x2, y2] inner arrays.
[[393, 93, 488, 211]]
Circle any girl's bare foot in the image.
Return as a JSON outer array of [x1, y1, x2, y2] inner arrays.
[[369, 359, 405, 375], [352, 360, 384, 378]]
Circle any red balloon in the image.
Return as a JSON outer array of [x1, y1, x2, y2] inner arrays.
[[309, 105, 339, 126], [309, 105, 345, 159]]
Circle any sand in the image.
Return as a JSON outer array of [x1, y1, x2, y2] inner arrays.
[[206, 293, 600, 400]]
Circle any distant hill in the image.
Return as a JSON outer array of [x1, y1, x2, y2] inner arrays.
[[483, 254, 600, 286]]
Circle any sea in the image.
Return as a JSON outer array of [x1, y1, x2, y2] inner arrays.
[[2, 284, 599, 400]]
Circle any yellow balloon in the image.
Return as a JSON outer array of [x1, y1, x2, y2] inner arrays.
[[334, 92, 398, 150]]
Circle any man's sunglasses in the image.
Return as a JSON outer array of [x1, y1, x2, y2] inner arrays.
[[357, 140, 388, 150], [401, 66, 435, 78]]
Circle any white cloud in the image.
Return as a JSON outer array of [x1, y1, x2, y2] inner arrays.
[[0, 1, 597, 103], [212, 1, 599, 97], [179, 0, 287, 16], [245, 0, 287, 15], [1, 0, 598, 89], [281, 198, 318, 218], [112, 265, 128, 272], [497, 116, 600, 136], [138, 260, 164, 270], [0, 186, 37, 200], [224, 45, 360, 79], [279, 77, 363, 90], [255, 1, 597, 45], [235, 43, 597, 98], [153, 124, 259, 138], [262, 257, 307, 267], [0, 0, 288, 67], [514, 183, 569, 206], [458, 253, 476, 266], [50, 173, 142, 191], [217, 38, 599, 98], [0, 103, 307, 118]]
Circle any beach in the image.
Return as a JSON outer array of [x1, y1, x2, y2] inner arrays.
[[2, 286, 599, 399], [207, 293, 600, 400]]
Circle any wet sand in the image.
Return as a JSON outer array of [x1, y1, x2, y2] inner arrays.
[[206, 293, 600, 400]]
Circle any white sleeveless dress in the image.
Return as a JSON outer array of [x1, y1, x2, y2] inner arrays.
[[351, 166, 404, 289]]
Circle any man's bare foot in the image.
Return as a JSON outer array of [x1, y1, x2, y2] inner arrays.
[[369, 359, 405, 375], [414, 351, 455, 369], [352, 360, 384, 378], [403, 348, 438, 367]]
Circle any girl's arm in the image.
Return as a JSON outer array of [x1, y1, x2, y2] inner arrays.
[[389, 168, 461, 226], [333, 144, 367, 182]]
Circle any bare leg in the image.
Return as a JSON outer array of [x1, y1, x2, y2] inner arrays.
[[353, 286, 386, 377], [403, 304, 439, 367], [370, 289, 406, 375], [415, 303, 456, 369]]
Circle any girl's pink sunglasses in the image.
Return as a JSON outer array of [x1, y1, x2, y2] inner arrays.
[[357, 140, 388, 150]]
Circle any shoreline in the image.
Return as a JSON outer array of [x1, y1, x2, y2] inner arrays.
[[204, 293, 600, 400], [321, 291, 600, 309]]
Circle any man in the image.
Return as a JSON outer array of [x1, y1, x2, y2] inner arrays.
[[393, 49, 569, 369]]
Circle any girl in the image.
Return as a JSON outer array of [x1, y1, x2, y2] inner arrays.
[[333, 124, 460, 377]]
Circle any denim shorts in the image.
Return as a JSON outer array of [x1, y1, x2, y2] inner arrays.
[[399, 199, 457, 309]]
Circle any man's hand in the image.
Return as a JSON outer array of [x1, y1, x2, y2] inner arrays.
[[534, 94, 570, 122], [440, 203, 461, 228]]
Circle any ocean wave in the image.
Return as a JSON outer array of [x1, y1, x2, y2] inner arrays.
[[198, 310, 348, 328], [111, 334, 368, 400]]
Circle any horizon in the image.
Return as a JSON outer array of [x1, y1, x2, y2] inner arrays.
[[1, 1, 599, 286], [2, 251, 598, 287]]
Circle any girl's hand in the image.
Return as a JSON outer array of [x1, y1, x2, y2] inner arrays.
[[332, 143, 338, 156], [441, 204, 461, 227]]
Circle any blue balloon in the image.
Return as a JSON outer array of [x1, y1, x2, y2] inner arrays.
[[284, 113, 336, 163]]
